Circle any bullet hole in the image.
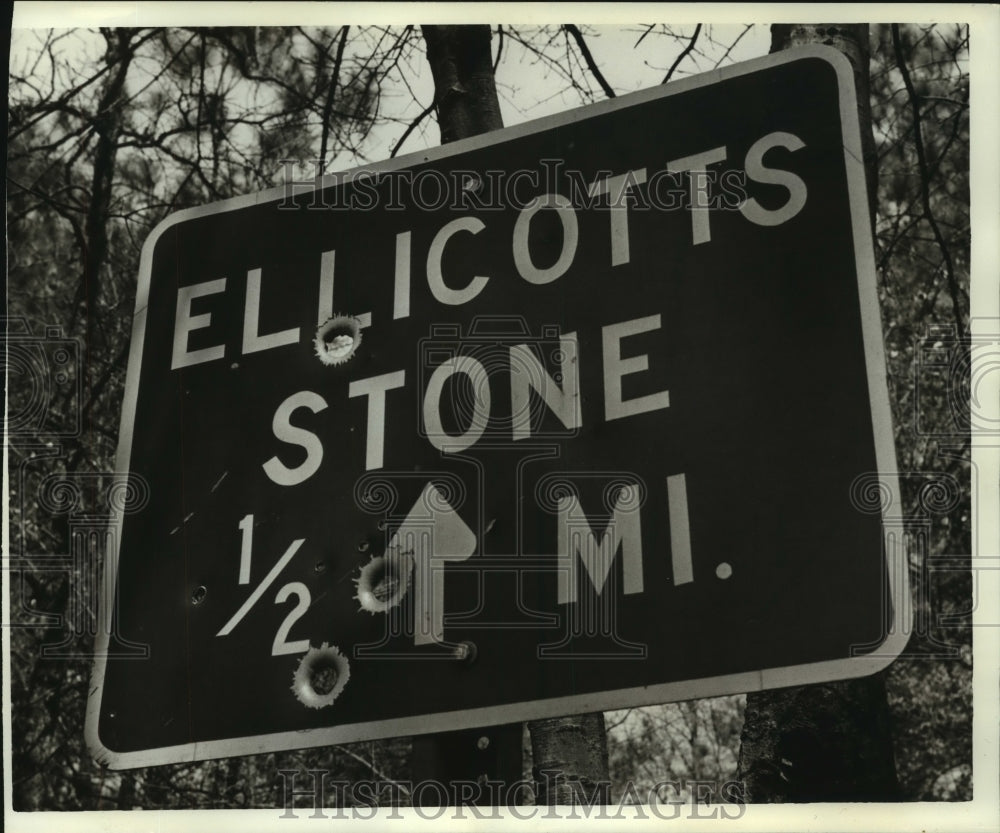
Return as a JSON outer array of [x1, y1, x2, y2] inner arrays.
[[314, 561, 326, 574], [357, 540, 370, 553], [355, 551, 414, 613], [716, 562, 733, 580], [368, 563, 398, 602], [291, 644, 350, 708], [314, 315, 362, 366], [377, 519, 388, 531], [191, 585, 208, 605], [477, 736, 490, 750], [311, 664, 339, 695], [230, 362, 239, 370]]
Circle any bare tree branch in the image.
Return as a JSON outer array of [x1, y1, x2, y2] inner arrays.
[[336, 746, 412, 797], [320, 25, 350, 170], [390, 99, 435, 157], [564, 24, 615, 98], [891, 23, 967, 332], [494, 23, 504, 72], [713, 24, 753, 68], [663, 23, 702, 84], [634, 24, 656, 48]]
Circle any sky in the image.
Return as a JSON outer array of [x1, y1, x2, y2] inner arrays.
[[9, 8, 771, 171]]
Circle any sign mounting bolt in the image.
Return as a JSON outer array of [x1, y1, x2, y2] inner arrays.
[[453, 640, 477, 663]]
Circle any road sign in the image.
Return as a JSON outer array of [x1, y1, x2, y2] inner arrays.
[[87, 45, 909, 769]]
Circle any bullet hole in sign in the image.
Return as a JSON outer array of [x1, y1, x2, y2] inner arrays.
[[311, 665, 338, 695], [314, 315, 361, 366], [291, 643, 350, 708], [354, 550, 414, 613]]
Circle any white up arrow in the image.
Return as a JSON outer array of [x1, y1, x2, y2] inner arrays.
[[386, 483, 477, 646]]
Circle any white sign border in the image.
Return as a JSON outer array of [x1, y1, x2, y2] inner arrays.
[[84, 43, 909, 770]]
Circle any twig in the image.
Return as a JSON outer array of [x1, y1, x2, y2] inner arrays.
[[319, 25, 350, 171], [337, 746, 412, 797], [564, 24, 615, 98], [391, 99, 435, 157], [494, 24, 504, 72], [891, 23, 966, 332], [7, 176, 88, 215], [605, 708, 634, 730], [663, 23, 702, 84], [713, 24, 753, 68], [634, 25, 656, 48]]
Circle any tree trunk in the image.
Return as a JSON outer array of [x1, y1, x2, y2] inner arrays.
[[81, 28, 135, 346], [530, 714, 611, 805], [737, 677, 899, 801], [69, 27, 137, 472], [116, 772, 136, 809], [419, 23, 611, 804], [421, 24, 503, 142], [736, 24, 901, 802], [770, 25, 878, 220]]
